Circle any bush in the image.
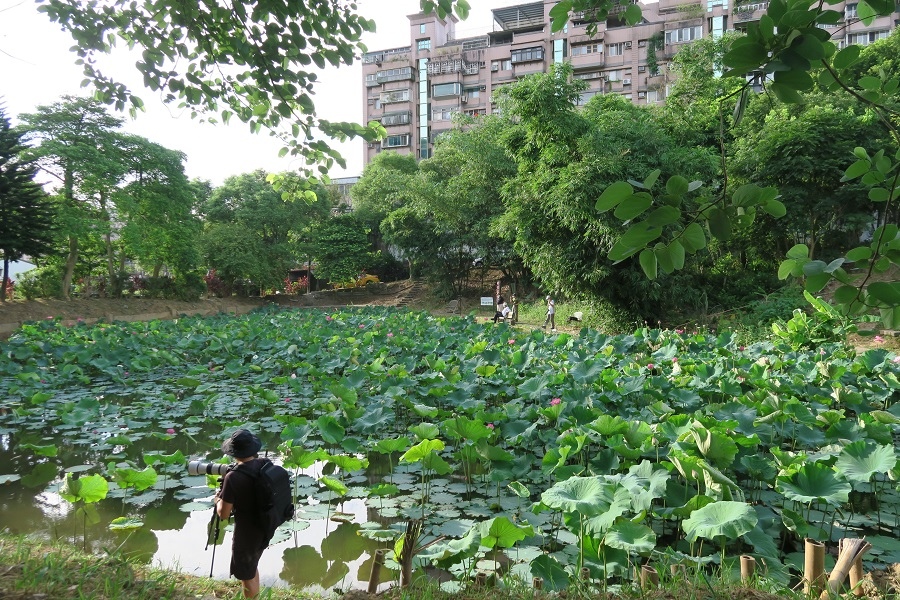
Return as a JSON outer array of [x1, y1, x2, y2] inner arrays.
[[17, 267, 61, 300], [174, 272, 206, 301], [368, 251, 409, 283]]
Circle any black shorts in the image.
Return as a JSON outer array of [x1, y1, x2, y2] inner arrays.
[[231, 544, 265, 581]]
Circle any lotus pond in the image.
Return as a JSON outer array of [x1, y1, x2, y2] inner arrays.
[[2, 306, 900, 594]]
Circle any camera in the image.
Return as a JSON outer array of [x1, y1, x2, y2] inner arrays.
[[187, 460, 231, 476]]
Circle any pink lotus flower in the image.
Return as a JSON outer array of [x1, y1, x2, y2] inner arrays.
[[387, 332, 394, 338], [284, 398, 290, 402], [508, 339, 516, 345], [166, 428, 175, 434], [46, 316, 53, 320], [647, 363, 655, 370], [672, 357, 678, 363], [875, 335, 885, 343], [550, 397, 561, 406], [359, 324, 365, 329], [893, 356, 900, 363], [326, 316, 333, 321], [675, 329, 684, 334], [739, 346, 745, 351], [486, 423, 494, 429]]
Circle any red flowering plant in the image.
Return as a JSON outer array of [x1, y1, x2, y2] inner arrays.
[[204, 269, 226, 297], [283, 275, 307, 295], [3, 278, 13, 300]]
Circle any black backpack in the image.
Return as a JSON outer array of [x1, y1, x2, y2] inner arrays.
[[234, 458, 295, 545]]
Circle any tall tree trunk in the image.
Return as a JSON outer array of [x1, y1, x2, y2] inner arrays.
[[99, 191, 115, 297], [62, 235, 78, 300], [1, 256, 8, 301]]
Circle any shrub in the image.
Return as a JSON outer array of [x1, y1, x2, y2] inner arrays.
[[174, 272, 206, 301], [17, 267, 61, 300]]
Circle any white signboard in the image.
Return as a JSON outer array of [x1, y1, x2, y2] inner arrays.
[[480, 297, 494, 306]]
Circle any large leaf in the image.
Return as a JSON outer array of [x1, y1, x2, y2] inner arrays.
[[603, 520, 656, 554], [477, 516, 534, 549], [834, 441, 896, 484], [776, 462, 851, 505], [541, 476, 612, 517], [683, 500, 757, 542]]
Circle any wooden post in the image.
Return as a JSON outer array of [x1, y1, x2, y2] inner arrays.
[[804, 538, 825, 595], [740, 555, 756, 583], [475, 572, 487, 587], [819, 539, 872, 600], [367, 549, 385, 594], [640, 565, 659, 589], [581, 567, 591, 580], [848, 555, 865, 597], [670, 563, 686, 578]]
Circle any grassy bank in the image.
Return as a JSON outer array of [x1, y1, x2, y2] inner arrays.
[[0, 532, 822, 600]]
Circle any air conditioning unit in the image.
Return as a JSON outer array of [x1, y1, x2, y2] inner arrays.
[[460, 95, 468, 103], [625, 41, 632, 49], [368, 143, 377, 148], [638, 91, 647, 98], [491, 64, 499, 72], [638, 65, 646, 73], [623, 78, 632, 85]]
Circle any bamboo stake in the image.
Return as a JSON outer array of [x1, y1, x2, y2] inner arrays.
[[641, 565, 659, 589], [848, 556, 864, 597], [475, 572, 488, 587], [532, 577, 543, 590], [740, 555, 756, 583], [367, 549, 385, 594], [819, 538, 872, 600], [805, 538, 825, 595]]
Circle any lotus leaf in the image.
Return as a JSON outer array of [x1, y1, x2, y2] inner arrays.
[[683, 500, 758, 542], [477, 516, 534, 549], [835, 441, 896, 484], [776, 462, 851, 505], [603, 520, 656, 554], [109, 516, 144, 530], [60, 473, 109, 504]]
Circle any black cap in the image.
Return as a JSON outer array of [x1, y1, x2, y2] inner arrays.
[[221, 429, 262, 458]]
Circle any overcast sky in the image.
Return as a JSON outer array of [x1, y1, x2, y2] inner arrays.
[[0, 0, 511, 185]]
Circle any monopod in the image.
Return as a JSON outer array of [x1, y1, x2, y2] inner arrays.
[[206, 506, 222, 577]]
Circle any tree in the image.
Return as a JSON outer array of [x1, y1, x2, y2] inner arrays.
[[312, 214, 372, 286], [0, 105, 56, 300], [17, 96, 124, 299], [200, 170, 329, 291], [36, 0, 385, 179], [350, 152, 420, 252]]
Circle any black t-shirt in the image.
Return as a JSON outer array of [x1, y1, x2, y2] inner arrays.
[[220, 458, 269, 552]]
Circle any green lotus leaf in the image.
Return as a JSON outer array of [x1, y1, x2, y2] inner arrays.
[[109, 516, 144, 530], [477, 516, 533, 549], [835, 441, 896, 484], [443, 416, 492, 442], [400, 439, 445, 464], [603, 520, 656, 554], [60, 473, 109, 504], [541, 476, 613, 517], [683, 500, 757, 542], [529, 554, 570, 591], [326, 454, 368, 473], [315, 415, 345, 445], [373, 436, 410, 454], [20, 443, 58, 457], [408, 423, 440, 441], [776, 463, 851, 505], [319, 475, 348, 497]]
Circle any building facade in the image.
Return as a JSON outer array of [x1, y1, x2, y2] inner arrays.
[[361, 0, 897, 165]]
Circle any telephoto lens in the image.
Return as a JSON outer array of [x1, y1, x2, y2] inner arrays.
[[187, 460, 230, 476]]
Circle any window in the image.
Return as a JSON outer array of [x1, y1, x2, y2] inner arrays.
[[491, 59, 512, 71], [381, 111, 411, 126], [665, 26, 702, 44], [571, 43, 602, 56], [420, 23, 427, 34], [380, 89, 410, 104], [432, 82, 462, 98], [463, 87, 481, 98], [575, 89, 601, 106], [511, 47, 545, 63], [709, 15, 727, 39], [638, 39, 648, 48], [374, 98, 382, 109], [374, 67, 414, 84], [845, 3, 857, 18], [606, 69, 629, 81], [607, 42, 626, 56], [553, 39, 566, 63], [574, 71, 602, 80], [432, 106, 455, 121], [417, 38, 431, 50], [647, 89, 661, 103], [383, 134, 410, 148], [638, 65, 646, 73], [847, 30, 888, 45], [463, 108, 487, 117]]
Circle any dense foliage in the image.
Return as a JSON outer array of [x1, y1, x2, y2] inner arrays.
[[1, 307, 899, 592]]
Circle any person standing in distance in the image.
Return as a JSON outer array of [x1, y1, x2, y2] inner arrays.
[[215, 429, 267, 598], [543, 295, 556, 331]]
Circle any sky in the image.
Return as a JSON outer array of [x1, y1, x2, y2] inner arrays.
[[0, 0, 512, 185]]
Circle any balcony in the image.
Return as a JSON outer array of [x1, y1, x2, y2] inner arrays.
[[733, 1, 769, 22]]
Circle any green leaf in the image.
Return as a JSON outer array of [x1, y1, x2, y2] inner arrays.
[[596, 181, 634, 212], [859, 76, 882, 91], [832, 44, 862, 71], [60, 473, 109, 504], [763, 199, 786, 217], [624, 3, 642, 25], [645, 206, 681, 227], [319, 475, 348, 496], [683, 501, 757, 542], [477, 516, 534, 549], [708, 207, 732, 241], [669, 239, 686, 270], [835, 441, 896, 484], [786, 244, 810, 260], [613, 193, 653, 221], [400, 438, 445, 464], [681, 222, 707, 253], [639, 248, 658, 280], [604, 522, 656, 557], [666, 175, 688, 196], [541, 476, 611, 516], [868, 282, 900, 305], [776, 462, 851, 505], [769, 82, 805, 104], [778, 259, 797, 280]]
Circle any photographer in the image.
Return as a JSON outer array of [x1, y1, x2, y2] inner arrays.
[[214, 429, 267, 599]]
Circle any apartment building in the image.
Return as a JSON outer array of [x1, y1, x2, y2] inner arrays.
[[361, 0, 897, 164]]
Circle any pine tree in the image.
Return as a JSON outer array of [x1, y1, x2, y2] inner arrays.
[[0, 104, 57, 301]]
